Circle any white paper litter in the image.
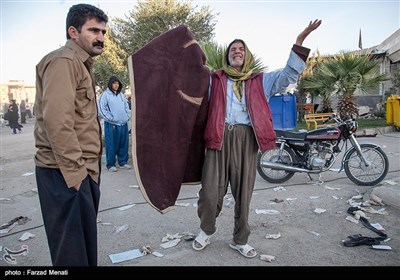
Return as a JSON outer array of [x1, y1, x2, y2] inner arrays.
[[286, 197, 297, 201], [161, 233, 182, 242], [152, 251, 164, 257], [175, 202, 190, 207], [22, 172, 35, 177], [332, 195, 339, 200], [114, 224, 129, 233], [309, 196, 319, 199], [19, 232, 35, 241], [265, 233, 281, 239], [260, 254, 275, 262], [160, 238, 181, 249], [128, 185, 139, 189], [345, 216, 359, 224], [370, 223, 385, 231], [118, 204, 135, 211], [0, 198, 11, 201], [273, 186, 286, 191], [307, 230, 320, 236], [314, 208, 326, 214], [323, 186, 340, 191], [255, 209, 280, 215], [371, 245, 392, 250], [101, 222, 112, 226], [383, 180, 397, 185], [109, 249, 143, 264]]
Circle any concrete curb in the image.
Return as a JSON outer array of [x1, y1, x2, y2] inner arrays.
[[356, 125, 397, 137]]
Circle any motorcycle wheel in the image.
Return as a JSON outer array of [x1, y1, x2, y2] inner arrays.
[[257, 146, 295, 183], [344, 143, 389, 186]]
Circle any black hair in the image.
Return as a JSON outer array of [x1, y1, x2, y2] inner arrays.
[[225, 39, 245, 66], [66, 4, 108, 39]]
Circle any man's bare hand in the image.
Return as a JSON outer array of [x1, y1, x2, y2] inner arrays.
[[296, 19, 322, 46]]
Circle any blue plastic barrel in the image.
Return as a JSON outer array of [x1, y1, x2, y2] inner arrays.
[[269, 94, 297, 130]]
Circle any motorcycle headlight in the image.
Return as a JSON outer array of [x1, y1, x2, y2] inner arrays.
[[347, 121, 358, 134]]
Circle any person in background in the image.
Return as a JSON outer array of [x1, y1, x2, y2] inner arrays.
[[8, 100, 22, 134], [34, 3, 108, 266], [192, 20, 322, 258], [25, 98, 33, 118], [20, 99, 27, 124], [98, 76, 131, 172]]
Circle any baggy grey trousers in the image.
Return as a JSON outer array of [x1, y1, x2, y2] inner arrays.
[[197, 124, 258, 245]]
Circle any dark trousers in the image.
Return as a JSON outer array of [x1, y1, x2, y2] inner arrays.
[[198, 125, 258, 245], [35, 167, 100, 266]]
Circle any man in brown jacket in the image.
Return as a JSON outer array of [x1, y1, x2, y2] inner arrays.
[[34, 3, 108, 266]]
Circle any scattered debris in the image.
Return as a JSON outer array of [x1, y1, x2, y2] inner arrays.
[[30, 188, 38, 193], [309, 196, 319, 199], [370, 223, 385, 231], [0, 216, 30, 234], [323, 186, 340, 191], [141, 245, 152, 255], [286, 197, 297, 201], [332, 195, 339, 200], [160, 238, 181, 249], [152, 251, 163, 257], [307, 230, 320, 237], [371, 245, 392, 250], [0, 198, 11, 201], [383, 180, 397, 186], [162, 233, 182, 242], [273, 186, 286, 192], [223, 196, 234, 208], [260, 254, 275, 262], [114, 225, 129, 233], [19, 232, 35, 241], [175, 202, 190, 207], [345, 216, 359, 224], [354, 210, 370, 220], [128, 185, 139, 189], [255, 209, 280, 215], [118, 204, 135, 211], [270, 198, 284, 203], [314, 208, 326, 214], [265, 233, 281, 239], [21, 172, 34, 177], [101, 222, 112, 226], [115, 189, 121, 192], [369, 194, 384, 206], [109, 249, 143, 264]]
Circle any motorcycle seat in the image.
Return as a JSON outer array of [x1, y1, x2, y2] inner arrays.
[[275, 130, 307, 141]]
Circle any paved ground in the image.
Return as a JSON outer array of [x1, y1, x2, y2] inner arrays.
[[0, 120, 399, 271]]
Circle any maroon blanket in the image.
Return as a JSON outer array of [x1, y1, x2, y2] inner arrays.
[[128, 25, 210, 213]]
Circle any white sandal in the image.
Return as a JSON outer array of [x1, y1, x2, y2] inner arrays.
[[229, 243, 257, 258], [192, 230, 215, 251]]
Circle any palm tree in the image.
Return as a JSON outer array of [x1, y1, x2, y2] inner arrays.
[[298, 51, 334, 114], [200, 41, 266, 72], [303, 51, 389, 118]]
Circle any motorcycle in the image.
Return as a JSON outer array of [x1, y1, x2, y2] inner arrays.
[[257, 113, 389, 186]]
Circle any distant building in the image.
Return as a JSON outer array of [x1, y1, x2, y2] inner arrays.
[[0, 80, 35, 114], [358, 29, 400, 96]]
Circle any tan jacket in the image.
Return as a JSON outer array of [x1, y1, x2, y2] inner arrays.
[[34, 40, 102, 187]]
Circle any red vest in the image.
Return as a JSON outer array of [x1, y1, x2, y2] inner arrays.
[[204, 70, 276, 152]]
